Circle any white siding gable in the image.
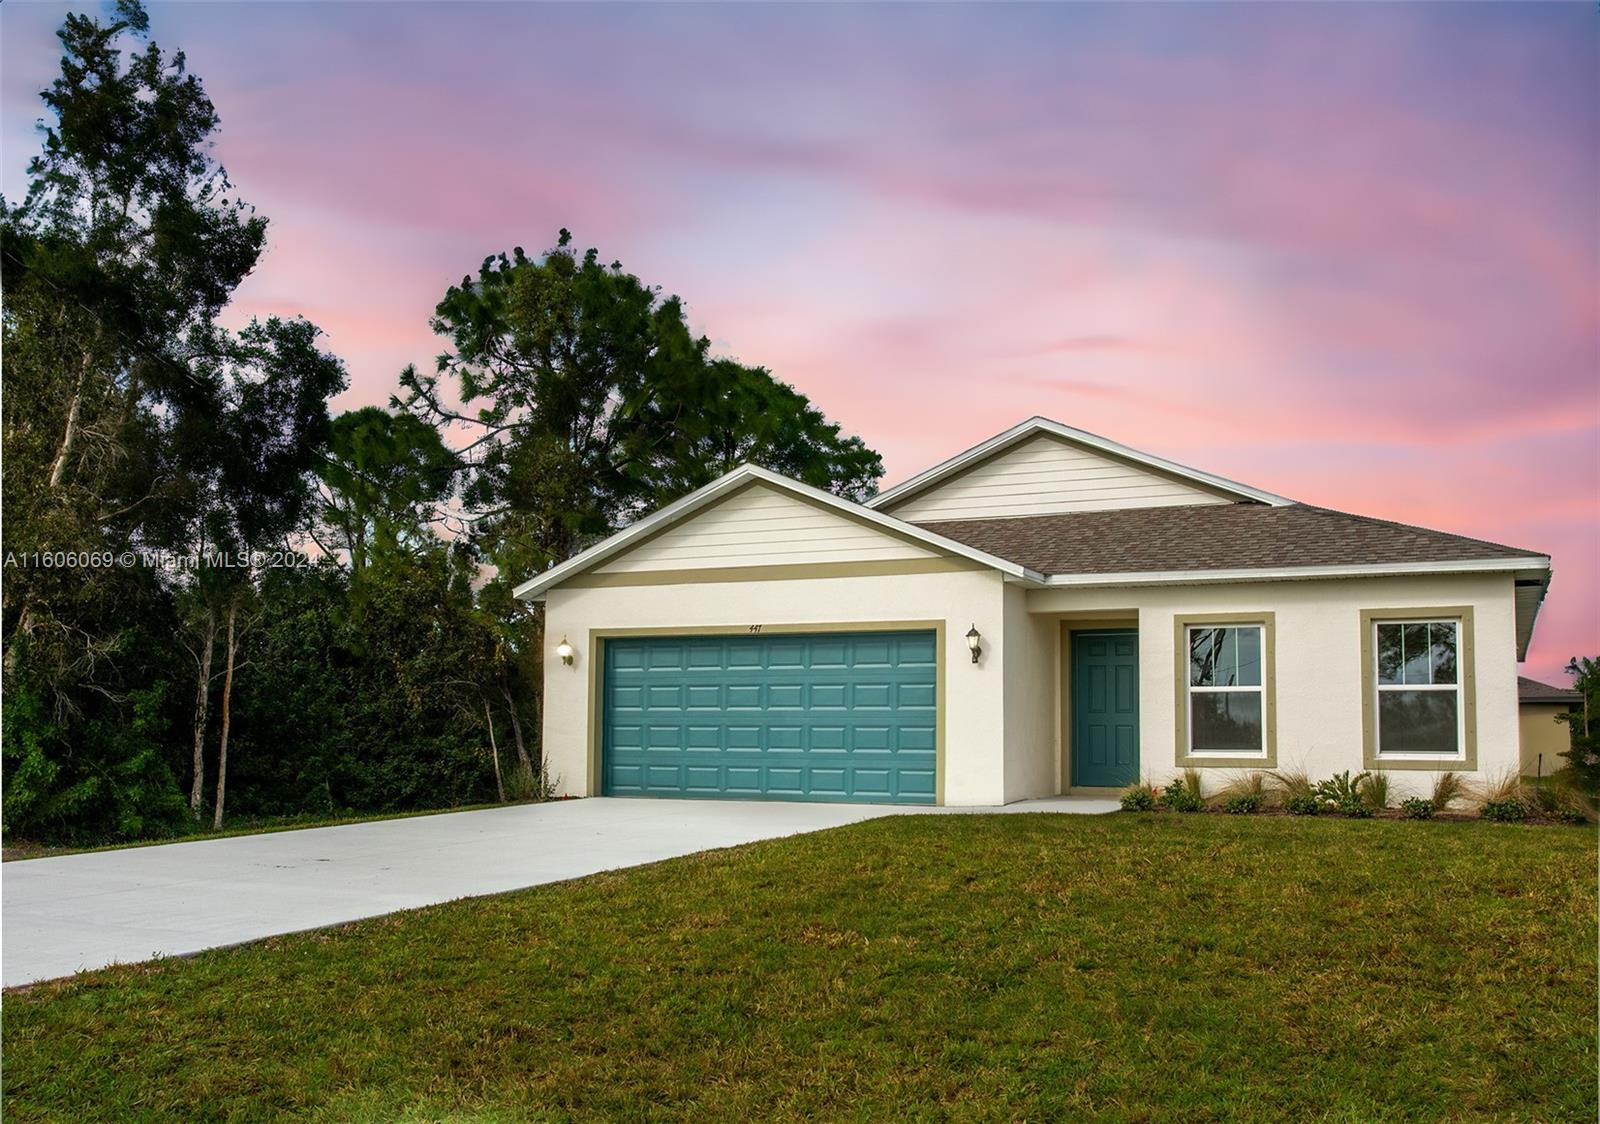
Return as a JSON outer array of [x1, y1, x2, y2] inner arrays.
[[881, 434, 1233, 522], [595, 482, 940, 574]]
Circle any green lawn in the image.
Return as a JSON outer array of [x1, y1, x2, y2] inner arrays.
[[4, 815, 1594, 1121]]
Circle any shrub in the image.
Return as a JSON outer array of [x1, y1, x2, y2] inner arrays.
[[1530, 771, 1596, 824], [1286, 794, 1320, 816], [1480, 799, 1527, 823], [1314, 771, 1371, 817], [1399, 797, 1435, 820], [1358, 771, 1391, 813], [1216, 770, 1267, 806], [1430, 771, 1466, 812], [1160, 769, 1205, 813], [1223, 793, 1262, 814], [1269, 768, 1315, 807], [1120, 783, 1156, 812]]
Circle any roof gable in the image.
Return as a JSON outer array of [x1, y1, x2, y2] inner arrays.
[[513, 465, 1041, 601], [591, 480, 941, 575], [869, 417, 1290, 519]]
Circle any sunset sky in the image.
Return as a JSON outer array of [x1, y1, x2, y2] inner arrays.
[[3, 2, 1596, 681]]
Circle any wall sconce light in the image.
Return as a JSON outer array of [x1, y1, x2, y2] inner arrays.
[[556, 636, 575, 666], [966, 624, 982, 664]]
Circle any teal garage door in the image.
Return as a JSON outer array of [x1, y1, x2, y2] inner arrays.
[[602, 630, 937, 804]]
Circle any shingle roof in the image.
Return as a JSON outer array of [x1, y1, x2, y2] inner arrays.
[[912, 503, 1545, 577], [1518, 676, 1582, 704]]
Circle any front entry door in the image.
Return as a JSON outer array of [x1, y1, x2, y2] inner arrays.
[[1072, 630, 1139, 787]]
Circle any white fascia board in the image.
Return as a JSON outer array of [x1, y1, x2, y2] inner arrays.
[[1038, 555, 1552, 589], [513, 463, 1042, 601], [866, 416, 1294, 510]]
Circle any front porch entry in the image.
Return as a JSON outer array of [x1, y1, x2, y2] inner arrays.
[[1070, 629, 1140, 787]]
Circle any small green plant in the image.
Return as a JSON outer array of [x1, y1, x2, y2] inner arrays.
[[1160, 769, 1205, 813], [1269, 767, 1315, 808], [1120, 782, 1156, 812], [1314, 771, 1371, 817], [1480, 799, 1527, 823], [1399, 797, 1435, 820], [1531, 772, 1596, 824], [1222, 793, 1262, 814], [1476, 771, 1527, 822], [1358, 771, 1391, 813], [1285, 794, 1320, 816], [1430, 771, 1466, 812], [1215, 770, 1267, 804]]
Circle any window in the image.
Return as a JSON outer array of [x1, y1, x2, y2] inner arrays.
[[1373, 618, 1462, 757], [1186, 624, 1266, 757]]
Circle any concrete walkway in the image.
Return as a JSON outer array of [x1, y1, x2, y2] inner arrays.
[[2, 795, 1115, 987]]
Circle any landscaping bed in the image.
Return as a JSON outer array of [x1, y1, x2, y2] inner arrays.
[[3, 813, 1594, 1121]]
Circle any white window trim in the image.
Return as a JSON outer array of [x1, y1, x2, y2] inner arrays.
[[1185, 623, 1268, 759], [1371, 617, 1466, 762]]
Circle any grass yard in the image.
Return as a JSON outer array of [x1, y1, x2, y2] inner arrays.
[[3, 814, 1595, 1121]]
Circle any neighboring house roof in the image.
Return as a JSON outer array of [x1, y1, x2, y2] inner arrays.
[[913, 504, 1547, 578], [511, 463, 1045, 601], [867, 416, 1294, 512], [1518, 676, 1582, 705]]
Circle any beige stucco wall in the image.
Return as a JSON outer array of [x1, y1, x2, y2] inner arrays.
[[1519, 702, 1573, 779], [1027, 572, 1521, 800], [1002, 583, 1059, 802], [541, 567, 1016, 806]]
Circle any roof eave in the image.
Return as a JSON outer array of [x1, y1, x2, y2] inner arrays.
[[1032, 555, 1551, 589]]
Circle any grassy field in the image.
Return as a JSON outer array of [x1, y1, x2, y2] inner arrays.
[[3, 814, 1594, 1121]]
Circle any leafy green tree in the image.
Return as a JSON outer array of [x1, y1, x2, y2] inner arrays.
[[399, 230, 883, 583], [2, 2, 346, 840], [314, 406, 460, 574], [1558, 656, 1599, 793]]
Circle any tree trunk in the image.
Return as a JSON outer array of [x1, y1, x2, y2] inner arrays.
[[484, 699, 506, 803], [9, 337, 101, 676], [502, 684, 535, 783], [212, 600, 238, 831], [189, 607, 216, 818], [47, 348, 94, 490], [4, 607, 31, 675]]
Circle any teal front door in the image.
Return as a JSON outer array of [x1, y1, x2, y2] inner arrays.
[[601, 630, 937, 804], [1072, 630, 1139, 787]]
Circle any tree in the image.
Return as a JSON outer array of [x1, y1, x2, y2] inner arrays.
[[314, 406, 459, 574], [1558, 656, 1599, 793], [2, 2, 345, 839], [398, 230, 884, 584], [176, 317, 347, 824]]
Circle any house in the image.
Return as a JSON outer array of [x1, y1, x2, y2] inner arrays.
[[517, 417, 1552, 805], [1518, 676, 1581, 780]]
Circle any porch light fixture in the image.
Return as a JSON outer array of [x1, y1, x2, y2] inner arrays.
[[556, 636, 575, 666], [966, 624, 982, 664]]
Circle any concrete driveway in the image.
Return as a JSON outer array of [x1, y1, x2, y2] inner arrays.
[[3, 795, 1115, 987]]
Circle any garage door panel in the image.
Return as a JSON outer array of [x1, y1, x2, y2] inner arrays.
[[602, 630, 937, 804]]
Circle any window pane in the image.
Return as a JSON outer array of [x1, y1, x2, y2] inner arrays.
[[1377, 624, 1404, 685], [1378, 690, 1459, 755], [1429, 622, 1457, 685], [1190, 626, 1262, 687], [1234, 627, 1262, 687], [1191, 692, 1264, 755], [1189, 628, 1225, 687], [1402, 623, 1432, 684]]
